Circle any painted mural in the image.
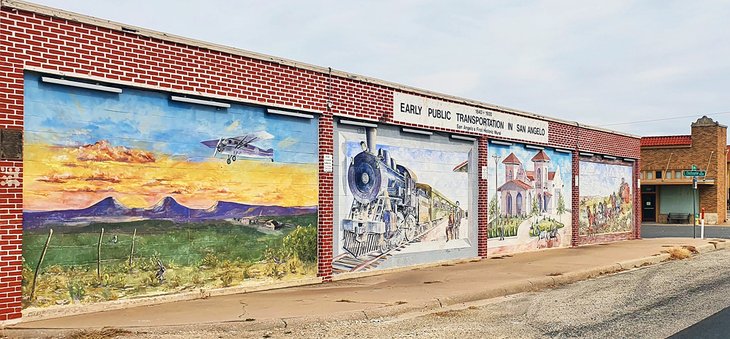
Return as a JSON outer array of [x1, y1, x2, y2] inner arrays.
[[487, 143, 572, 255], [333, 128, 472, 273], [578, 161, 634, 236], [22, 73, 318, 308]]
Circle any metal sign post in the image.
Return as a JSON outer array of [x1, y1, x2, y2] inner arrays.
[[693, 176, 697, 239], [701, 207, 705, 239], [682, 165, 705, 239]]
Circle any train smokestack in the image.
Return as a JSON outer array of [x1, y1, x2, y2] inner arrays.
[[365, 127, 377, 154]]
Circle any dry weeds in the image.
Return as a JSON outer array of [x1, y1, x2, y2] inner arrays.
[[64, 328, 132, 339], [682, 245, 699, 254], [663, 247, 692, 260]]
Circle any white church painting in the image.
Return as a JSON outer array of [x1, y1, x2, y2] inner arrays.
[[497, 150, 565, 217], [487, 143, 572, 256]]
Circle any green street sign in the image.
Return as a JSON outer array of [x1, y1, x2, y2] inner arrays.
[[683, 170, 706, 177]]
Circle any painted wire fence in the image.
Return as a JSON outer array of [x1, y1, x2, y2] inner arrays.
[[22, 217, 318, 308]]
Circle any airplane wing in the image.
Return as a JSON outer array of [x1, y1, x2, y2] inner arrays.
[[234, 135, 257, 149], [201, 139, 221, 148]]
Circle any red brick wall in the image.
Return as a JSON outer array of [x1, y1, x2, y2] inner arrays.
[[478, 137, 488, 258], [634, 161, 641, 239], [571, 152, 579, 246], [0, 160, 22, 322], [317, 115, 334, 281], [0, 5, 641, 322]]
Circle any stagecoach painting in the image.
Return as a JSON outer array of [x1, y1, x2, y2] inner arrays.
[[578, 161, 634, 236]]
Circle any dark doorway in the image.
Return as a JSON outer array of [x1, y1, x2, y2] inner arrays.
[[642, 192, 657, 222]]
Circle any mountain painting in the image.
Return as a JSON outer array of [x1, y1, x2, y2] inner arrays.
[[22, 73, 319, 308]]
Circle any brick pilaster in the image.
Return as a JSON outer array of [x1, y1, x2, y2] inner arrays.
[[477, 137, 488, 258]]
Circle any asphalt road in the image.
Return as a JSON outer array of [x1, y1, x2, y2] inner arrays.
[[29, 247, 730, 338], [641, 224, 730, 238], [670, 305, 730, 339]]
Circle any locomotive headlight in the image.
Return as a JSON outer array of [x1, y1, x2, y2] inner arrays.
[[361, 172, 370, 184]]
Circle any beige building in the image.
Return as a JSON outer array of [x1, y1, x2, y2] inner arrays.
[[640, 116, 727, 224]]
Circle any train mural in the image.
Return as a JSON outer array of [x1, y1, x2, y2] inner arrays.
[[334, 127, 472, 273]]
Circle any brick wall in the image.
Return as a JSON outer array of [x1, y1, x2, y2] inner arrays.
[[317, 115, 334, 280], [571, 152, 579, 246], [641, 117, 727, 223], [0, 3, 641, 322], [478, 137, 488, 257], [634, 160, 641, 239]]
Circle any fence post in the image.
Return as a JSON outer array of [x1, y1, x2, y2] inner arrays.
[[30, 228, 53, 302], [97, 228, 104, 279], [129, 228, 136, 266]]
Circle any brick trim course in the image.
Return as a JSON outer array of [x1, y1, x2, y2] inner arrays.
[[0, 4, 641, 322]]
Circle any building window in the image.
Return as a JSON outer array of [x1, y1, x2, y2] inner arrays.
[[666, 171, 672, 179], [655, 171, 662, 179], [647, 171, 653, 180], [640, 172, 645, 180], [675, 170, 682, 179]]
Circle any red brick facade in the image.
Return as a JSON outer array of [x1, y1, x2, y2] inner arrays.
[[641, 117, 727, 224], [0, 2, 641, 322]]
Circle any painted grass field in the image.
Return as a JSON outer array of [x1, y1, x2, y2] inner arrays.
[[488, 217, 525, 238], [22, 214, 317, 308]]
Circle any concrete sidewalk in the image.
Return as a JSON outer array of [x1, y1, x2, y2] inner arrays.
[[9, 238, 728, 332]]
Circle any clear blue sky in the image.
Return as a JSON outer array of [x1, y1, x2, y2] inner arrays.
[[28, 0, 730, 138]]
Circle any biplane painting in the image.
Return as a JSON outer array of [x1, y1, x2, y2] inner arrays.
[[487, 143, 572, 256], [578, 161, 634, 236], [22, 73, 318, 308], [332, 128, 473, 274], [201, 131, 275, 164]]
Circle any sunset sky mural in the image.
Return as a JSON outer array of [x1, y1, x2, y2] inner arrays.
[[22, 73, 320, 307], [23, 73, 318, 211]]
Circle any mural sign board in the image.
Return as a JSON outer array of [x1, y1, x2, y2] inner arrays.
[[393, 92, 549, 144]]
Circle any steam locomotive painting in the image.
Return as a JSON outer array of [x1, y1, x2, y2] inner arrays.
[[342, 128, 467, 258]]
